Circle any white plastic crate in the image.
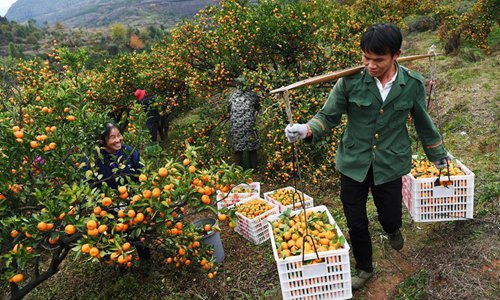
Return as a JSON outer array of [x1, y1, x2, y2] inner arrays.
[[267, 206, 352, 300], [402, 159, 474, 222], [233, 196, 278, 244], [216, 182, 260, 212], [264, 187, 314, 213]]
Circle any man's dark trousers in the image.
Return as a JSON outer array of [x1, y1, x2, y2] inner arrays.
[[340, 166, 402, 272]]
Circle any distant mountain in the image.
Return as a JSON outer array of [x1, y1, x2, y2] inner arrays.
[[5, 0, 220, 28]]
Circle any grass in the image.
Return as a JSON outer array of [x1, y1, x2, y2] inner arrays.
[[394, 269, 429, 300]]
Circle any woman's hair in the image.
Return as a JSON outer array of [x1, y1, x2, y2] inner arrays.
[[100, 122, 121, 144], [360, 23, 402, 56]]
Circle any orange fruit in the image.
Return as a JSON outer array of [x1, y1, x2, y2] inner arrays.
[[139, 174, 147, 182], [143, 189, 152, 199], [13, 131, 24, 138], [158, 167, 168, 177], [118, 186, 127, 194], [63, 107, 70, 113], [132, 195, 141, 202], [99, 197, 113, 206], [119, 192, 129, 200], [188, 165, 196, 173], [37, 221, 48, 231], [135, 212, 145, 222], [48, 236, 59, 245], [127, 210, 136, 218], [122, 242, 131, 251], [87, 228, 99, 236], [118, 210, 126, 218], [66, 115, 75, 122], [152, 188, 161, 198], [9, 274, 24, 283], [207, 272, 214, 279], [10, 230, 19, 238], [97, 224, 108, 234], [201, 195, 210, 205], [100, 210, 107, 217], [183, 158, 190, 166], [12, 126, 20, 132], [178, 248, 186, 256], [93, 206, 102, 215], [89, 247, 99, 257], [65, 224, 76, 235], [175, 222, 183, 230], [46, 223, 54, 231], [204, 224, 211, 232], [48, 142, 56, 150], [218, 214, 227, 222], [86, 220, 97, 230], [81, 244, 91, 253]]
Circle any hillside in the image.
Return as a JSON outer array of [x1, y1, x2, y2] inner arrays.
[[5, 0, 219, 28]]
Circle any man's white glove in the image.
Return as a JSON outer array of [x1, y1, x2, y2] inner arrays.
[[285, 124, 309, 143], [434, 154, 452, 169]]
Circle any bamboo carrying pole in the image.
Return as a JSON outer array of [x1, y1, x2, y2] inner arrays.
[[270, 53, 440, 94]]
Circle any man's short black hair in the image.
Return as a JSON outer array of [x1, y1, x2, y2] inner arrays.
[[360, 23, 402, 56]]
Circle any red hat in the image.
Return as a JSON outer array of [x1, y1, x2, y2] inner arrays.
[[134, 89, 146, 101]]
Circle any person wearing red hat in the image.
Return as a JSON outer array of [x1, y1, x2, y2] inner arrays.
[[134, 89, 160, 142]]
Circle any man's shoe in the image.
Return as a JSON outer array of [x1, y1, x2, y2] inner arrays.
[[351, 270, 374, 290], [388, 229, 404, 250]]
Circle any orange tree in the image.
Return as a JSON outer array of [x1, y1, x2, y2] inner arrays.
[[0, 49, 251, 299], [163, 0, 363, 186], [434, 0, 497, 53]]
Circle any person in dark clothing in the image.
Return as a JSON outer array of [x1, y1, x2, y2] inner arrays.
[[86, 122, 150, 261], [228, 77, 260, 169], [134, 89, 160, 142]]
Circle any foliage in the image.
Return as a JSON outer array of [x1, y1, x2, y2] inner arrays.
[[435, 0, 498, 53], [0, 47, 251, 299]]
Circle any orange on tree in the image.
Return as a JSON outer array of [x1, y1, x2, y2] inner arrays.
[[99, 197, 113, 206], [81, 244, 91, 253], [118, 186, 127, 194], [37, 221, 48, 231], [86, 220, 97, 230], [9, 274, 24, 284], [64, 225, 76, 235], [89, 247, 99, 257], [122, 242, 131, 251], [97, 224, 108, 234], [158, 167, 168, 177]]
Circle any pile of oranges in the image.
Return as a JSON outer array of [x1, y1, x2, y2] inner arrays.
[[271, 210, 344, 259], [267, 188, 306, 207], [411, 157, 465, 178], [235, 199, 274, 220]]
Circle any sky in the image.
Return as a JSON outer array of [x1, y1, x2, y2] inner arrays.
[[0, 0, 17, 17]]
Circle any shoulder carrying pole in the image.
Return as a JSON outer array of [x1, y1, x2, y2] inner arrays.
[[270, 53, 441, 94]]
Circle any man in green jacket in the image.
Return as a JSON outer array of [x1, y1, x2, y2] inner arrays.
[[285, 23, 449, 290]]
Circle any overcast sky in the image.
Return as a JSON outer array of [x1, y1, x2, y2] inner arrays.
[[0, 0, 17, 17]]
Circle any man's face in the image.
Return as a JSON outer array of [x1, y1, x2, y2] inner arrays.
[[361, 50, 400, 78]]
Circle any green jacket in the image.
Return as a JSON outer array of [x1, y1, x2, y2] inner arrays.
[[307, 63, 447, 185]]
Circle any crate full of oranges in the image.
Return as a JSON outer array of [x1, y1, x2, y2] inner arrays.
[[403, 155, 474, 222], [232, 197, 278, 244], [267, 206, 352, 300], [264, 187, 314, 213], [216, 182, 260, 213]]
